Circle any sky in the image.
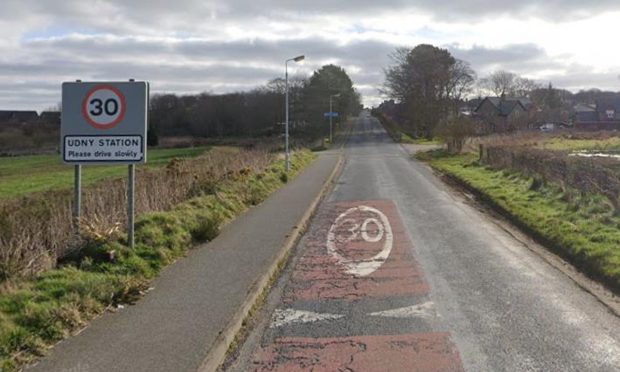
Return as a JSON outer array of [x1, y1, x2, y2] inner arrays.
[[1, 0, 620, 111]]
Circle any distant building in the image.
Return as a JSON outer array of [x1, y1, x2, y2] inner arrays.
[[458, 98, 483, 117], [474, 96, 533, 132], [39, 111, 61, 125], [0, 111, 13, 123], [572, 103, 597, 123], [0, 110, 39, 124], [574, 98, 620, 130], [10, 111, 39, 124]]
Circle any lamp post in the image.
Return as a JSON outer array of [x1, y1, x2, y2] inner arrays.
[[285, 55, 304, 172], [329, 93, 340, 144]]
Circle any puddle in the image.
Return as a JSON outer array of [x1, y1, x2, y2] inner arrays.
[[569, 151, 620, 159]]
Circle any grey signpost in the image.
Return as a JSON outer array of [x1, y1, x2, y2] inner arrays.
[[61, 80, 148, 248], [324, 111, 339, 143]]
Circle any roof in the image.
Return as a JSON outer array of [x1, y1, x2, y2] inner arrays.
[[516, 97, 533, 110], [475, 97, 527, 117], [466, 98, 483, 109], [575, 111, 598, 122], [573, 103, 596, 112], [0, 110, 12, 122], [595, 97, 620, 113], [11, 111, 39, 122], [39, 111, 60, 121]]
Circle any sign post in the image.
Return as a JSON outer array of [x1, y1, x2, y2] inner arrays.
[[324, 112, 339, 144], [73, 164, 81, 231], [62, 80, 148, 248]]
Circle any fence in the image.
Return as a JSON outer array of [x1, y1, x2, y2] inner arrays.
[[480, 145, 620, 210]]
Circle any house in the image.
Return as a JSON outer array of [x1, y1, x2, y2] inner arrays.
[[572, 103, 597, 123], [11, 111, 39, 124], [574, 98, 620, 131], [474, 96, 532, 132], [458, 98, 483, 117], [0, 110, 13, 123], [596, 97, 620, 121], [0, 110, 39, 124], [39, 111, 61, 125]]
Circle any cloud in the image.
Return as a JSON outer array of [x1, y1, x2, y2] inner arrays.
[[0, 1, 620, 110], [448, 43, 565, 76], [0, 32, 398, 109]]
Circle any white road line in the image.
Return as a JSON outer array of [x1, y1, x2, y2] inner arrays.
[[368, 302, 436, 319], [270, 308, 345, 328]]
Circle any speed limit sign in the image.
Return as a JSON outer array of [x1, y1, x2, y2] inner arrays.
[[61, 81, 148, 164], [81, 85, 127, 129]]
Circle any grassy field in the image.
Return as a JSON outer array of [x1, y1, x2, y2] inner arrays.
[[541, 136, 620, 152], [420, 150, 620, 292], [0, 147, 209, 199]]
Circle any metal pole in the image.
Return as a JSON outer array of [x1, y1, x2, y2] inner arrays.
[[73, 79, 82, 233], [127, 164, 135, 248], [329, 96, 333, 144], [285, 60, 290, 173], [73, 164, 81, 231]]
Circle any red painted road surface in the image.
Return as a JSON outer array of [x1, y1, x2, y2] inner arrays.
[[254, 334, 462, 372], [251, 200, 464, 371]]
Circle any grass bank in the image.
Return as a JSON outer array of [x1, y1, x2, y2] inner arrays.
[[0, 150, 315, 370], [418, 150, 620, 293], [542, 135, 620, 152], [0, 147, 209, 199], [372, 112, 440, 145]]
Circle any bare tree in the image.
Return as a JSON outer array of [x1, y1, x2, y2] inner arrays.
[[381, 47, 413, 102], [448, 60, 476, 102], [513, 77, 539, 97], [479, 70, 517, 96], [479, 70, 538, 97]]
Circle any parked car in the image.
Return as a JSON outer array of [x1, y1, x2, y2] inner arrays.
[[539, 123, 556, 132]]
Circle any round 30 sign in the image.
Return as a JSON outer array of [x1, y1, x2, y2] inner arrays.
[[81, 85, 126, 129]]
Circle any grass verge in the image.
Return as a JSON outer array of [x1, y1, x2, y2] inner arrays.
[[542, 136, 620, 152], [372, 112, 439, 145], [0, 147, 209, 199], [418, 150, 620, 293], [0, 150, 315, 370]]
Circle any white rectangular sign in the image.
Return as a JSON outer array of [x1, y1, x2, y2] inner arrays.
[[61, 81, 148, 164], [63, 135, 144, 162]]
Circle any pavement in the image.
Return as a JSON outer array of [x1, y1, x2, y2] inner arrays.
[[26, 150, 342, 372], [228, 112, 620, 372]]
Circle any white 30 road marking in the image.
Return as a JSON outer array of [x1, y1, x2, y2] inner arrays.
[[368, 302, 436, 319], [270, 308, 345, 328], [327, 205, 394, 277]]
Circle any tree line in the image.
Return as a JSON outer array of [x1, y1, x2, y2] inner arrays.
[[381, 43, 620, 140], [149, 64, 361, 144]]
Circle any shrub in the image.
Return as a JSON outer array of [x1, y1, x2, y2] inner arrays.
[[0, 147, 274, 280]]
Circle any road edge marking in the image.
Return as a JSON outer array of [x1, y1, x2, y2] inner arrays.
[[197, 152, 345, 372]]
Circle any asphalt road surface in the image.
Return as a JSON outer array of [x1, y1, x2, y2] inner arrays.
[[227, 112, 620, 372]]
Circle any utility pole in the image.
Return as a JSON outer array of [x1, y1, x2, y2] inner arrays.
[[285, 55, 305, 172]]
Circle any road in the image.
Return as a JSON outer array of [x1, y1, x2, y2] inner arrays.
[[227, 112, 620, 372]]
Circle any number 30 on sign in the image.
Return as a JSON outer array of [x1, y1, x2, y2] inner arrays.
[[81, 85, 127, 129]]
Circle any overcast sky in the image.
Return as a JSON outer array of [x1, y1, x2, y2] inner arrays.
[[1, 0, 620, 111]]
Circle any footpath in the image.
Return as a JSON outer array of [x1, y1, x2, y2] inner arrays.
[[27, 150, 343, 372]]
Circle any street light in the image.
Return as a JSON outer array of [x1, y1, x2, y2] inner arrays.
[[329, 93, 340, 144], [285, 55, 305, 172]]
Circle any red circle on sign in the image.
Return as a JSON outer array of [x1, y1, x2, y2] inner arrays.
[[81, 85, 126, 129]]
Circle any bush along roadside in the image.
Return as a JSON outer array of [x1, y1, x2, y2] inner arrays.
[[372, 111, 439, 145], [0, 150, 315, 371], [417, 150, 620, 294]]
